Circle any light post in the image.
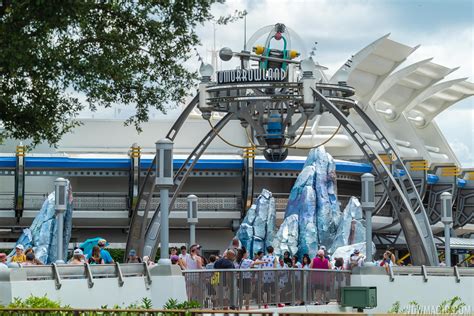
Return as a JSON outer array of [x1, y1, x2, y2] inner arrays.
[[187, 195, 198, 246], [155, 139, 174, 264], [198, 62, 214, 120], [440, 192, 453, 267], [54, 178, 68, 263], [361, 173, 375, 263], [300, 57, 316, 111]]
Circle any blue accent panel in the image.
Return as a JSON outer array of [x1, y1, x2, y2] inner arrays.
[[140, 159, 244, 170], [255, 159, 372, 173], [427, 174, 439, 184], [0, 156, 373, 174], [331, 161, 372, 173], [397, 169, 407, 177], [25, 157, 130, 169], [0, 157, 16, 167], [457, 179, 466, 188]]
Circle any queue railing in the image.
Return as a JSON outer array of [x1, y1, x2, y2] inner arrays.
[[183, 268, 350, 309]]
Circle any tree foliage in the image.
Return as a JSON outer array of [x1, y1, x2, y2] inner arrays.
[[0, 0, 240, 146]]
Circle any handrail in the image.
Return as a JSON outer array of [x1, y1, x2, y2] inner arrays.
[[115, 262, 125, 287], [84, 263, 94, 288], [51, 263, 62, 290]]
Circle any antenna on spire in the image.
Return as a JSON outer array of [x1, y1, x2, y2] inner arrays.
[[243, 14, 247, 51]]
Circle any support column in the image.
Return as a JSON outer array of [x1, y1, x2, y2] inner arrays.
[[14, 143, 26, 222], [361, 173, 375, 263], [54, 178, 68, 263], [154, 139, 174, 264], [441, 192, 453, 267], [187, 195, 198, 246], [128, 143, 141, 217], [242, 146, 255, 219]]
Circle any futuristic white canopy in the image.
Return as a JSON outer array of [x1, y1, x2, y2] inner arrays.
[[331, 34, 418, 103], [406, 79, 474, 127], [371, 59, 456, 121], [320, 33, 473, 166]]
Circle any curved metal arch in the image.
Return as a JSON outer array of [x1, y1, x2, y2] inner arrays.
[[142, 113, 235, 258], [313, 88, 438, 266], [125, 94, 200, 258]]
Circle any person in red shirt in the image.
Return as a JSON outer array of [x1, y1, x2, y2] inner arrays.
[[311, 250, 332, 304]]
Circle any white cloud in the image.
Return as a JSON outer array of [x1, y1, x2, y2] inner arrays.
[[449, 138, 474, 167]]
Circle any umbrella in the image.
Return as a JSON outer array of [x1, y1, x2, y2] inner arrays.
[[79, 237, 109, 256]]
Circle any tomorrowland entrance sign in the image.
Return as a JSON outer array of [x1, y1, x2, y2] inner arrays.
[[216, 68, 287, 84]]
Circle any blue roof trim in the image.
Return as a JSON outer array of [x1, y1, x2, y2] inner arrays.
[[0, 156, 372, 174], [457, 179, 467, 188], [427, 174, 439, 184]]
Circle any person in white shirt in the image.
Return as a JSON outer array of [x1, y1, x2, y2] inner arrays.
[[261, 246, 278, 307], [291, 255, 302, 268], [186, 244, 203, 270], [179, 245, 190, 269], [235, 247, 257, 310]]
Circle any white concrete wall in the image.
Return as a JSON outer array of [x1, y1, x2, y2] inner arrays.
[[351, 273, 474, 313], [0, 268, 187, 308]]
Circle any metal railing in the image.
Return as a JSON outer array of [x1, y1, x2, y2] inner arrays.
[[183, 268, 350, 309], [388, 265, 474, 282], [0, 192, 245, 212]]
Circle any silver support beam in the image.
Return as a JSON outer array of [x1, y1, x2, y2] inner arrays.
[[142, 113, 234, 259], [313, 88, 438, 266], [125, 94, 199, 258], [14, 144, 25, 222]]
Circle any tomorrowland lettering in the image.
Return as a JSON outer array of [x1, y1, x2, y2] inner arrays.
[[217, 68, 287, 84]]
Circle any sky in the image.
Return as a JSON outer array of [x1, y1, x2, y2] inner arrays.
[[80, 0, 474, 166]]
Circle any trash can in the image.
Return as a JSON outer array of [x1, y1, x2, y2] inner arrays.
[[341, 286, 377, 311]]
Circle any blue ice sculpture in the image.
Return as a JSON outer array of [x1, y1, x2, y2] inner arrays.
[[328, 196, 366, 254], [236, 189, 276, 258], [274, 147, 342, 258], [10, 181, 74, 263]]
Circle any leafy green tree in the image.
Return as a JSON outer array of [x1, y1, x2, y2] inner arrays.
[[0, 0, 244, 146]]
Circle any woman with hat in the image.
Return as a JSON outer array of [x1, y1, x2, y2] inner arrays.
[[70, 248, 85, 264]]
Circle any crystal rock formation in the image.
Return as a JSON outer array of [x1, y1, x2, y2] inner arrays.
[[236, 189, 276, 257], [331, 241, 376, 264], [274, 147, 342, 257], [328, 196, 366, 254], [11, 181, 73, 263]]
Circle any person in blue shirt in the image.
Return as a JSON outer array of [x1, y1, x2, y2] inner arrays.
[[97, 239, 114, 263]]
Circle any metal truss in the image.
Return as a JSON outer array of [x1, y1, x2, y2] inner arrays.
[[125, 94, 200, 257], [312, 88, 438, 266], [141, 113, 234, 258]]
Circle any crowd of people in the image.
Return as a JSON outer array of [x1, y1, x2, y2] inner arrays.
[[170, 239, 398, 272], [0, 236, 400, 272], [0, 239, 139, 268]]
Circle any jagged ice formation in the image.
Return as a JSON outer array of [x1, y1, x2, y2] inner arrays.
[[10, 181, 73, 263], [236, 189, 276, 258]]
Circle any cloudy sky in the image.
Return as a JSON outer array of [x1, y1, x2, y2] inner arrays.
[[82, 0, 474, 166]]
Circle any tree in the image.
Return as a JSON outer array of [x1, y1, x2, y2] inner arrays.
[[0, 0, 244, 146]]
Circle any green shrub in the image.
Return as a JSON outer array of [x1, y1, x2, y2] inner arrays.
[[7, 295, 65, 309], [163, 298, 201, 309], [438, 296, 466, 314], [389, 297, 467, 314]]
